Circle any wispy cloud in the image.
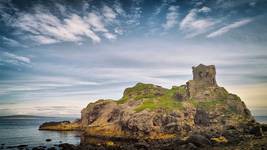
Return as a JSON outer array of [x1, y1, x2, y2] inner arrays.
[[198, 6, 211, 13], [162, 5, 179, 30], [207, 18, 253, 38], [1, 36, 23, 47], [126, 0, 143, 26], [179, 8, 216, 38], [1, 3, 121, 45], [153, 0, 176, 16], [0, 52, 31, 65], [14, 8, 105, 44]]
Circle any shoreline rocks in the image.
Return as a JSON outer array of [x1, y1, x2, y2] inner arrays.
[[39, 120, 80, 131]]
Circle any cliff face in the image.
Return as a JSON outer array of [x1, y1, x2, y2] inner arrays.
[[80, 64, 255, 139]]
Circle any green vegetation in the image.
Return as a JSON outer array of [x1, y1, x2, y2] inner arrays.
[[117, 82, 227, 112], [117, 83, 167, 104], [188, 99, 225, 110], [134, 98, 183, 112], [134, 85, 186, 112]]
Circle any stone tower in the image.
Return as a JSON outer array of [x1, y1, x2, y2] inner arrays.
[[192, 64, 217, 86], [186, 64, 227, 100]]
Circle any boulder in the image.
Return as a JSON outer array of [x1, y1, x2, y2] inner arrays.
[[186, 134, 211, 147], [59, 143, 77, 150], [261, 124, 267, 132], [249, 125, 264, 136], [194, 109, 209, 126], [45, 139, 52, 142]]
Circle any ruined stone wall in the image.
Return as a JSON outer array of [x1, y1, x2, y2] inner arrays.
[[186, 64, 227, 100], [192, 64, 217, 86]]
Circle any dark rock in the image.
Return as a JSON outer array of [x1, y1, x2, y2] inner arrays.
[[47, 147, 57, 150], [46, 139, 52, 142], [107, 108, 121, 122], [249, 125, 264, 136], [134, 142, 149, 149], [186, 134, 211, 147], [59, 143, 77, 150], [6, 146, 17, 149], [32, 146, 46, 150], [17, 144, 28, 148], [194, 109, 209, 126], [186, 143, 198, 150], [222, 129, 241, 144], [40, 121, 70, 128], [261, 124, 267, 132]]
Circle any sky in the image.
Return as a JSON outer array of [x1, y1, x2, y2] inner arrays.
[[0, 0, 267, 117]]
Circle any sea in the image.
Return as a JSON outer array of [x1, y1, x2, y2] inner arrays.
[[255, 116, 267, 124], [0, 115, 266, 149], [0, 116, 80, 149]]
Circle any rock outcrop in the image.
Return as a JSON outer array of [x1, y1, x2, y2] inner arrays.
[[78, 64, 256, 140], [40, 64, 258, 142], [39, 120, 80, 131]]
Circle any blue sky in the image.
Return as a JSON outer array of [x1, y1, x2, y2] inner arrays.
[[0, 0, 267, 117]]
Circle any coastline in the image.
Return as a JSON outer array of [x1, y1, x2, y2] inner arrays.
[[1, 133, 266, 150], [0, 115, 266, 149]]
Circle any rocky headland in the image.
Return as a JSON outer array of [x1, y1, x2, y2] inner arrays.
[[39, 64, 267, 150]]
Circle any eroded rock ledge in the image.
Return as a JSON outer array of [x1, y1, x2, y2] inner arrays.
[[39, 120, 80, 131]]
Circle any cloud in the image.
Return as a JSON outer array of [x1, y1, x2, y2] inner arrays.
[[126, 0, 143, 26], [0, 2, 122, 45], [32, 35, 59, 44], [180, 8, 215, 38], [103, 32, 117, 40], [198, 6, 211, 13], [13, 8, 104, 44], [1, 36, 23, 47], [249, 2, 256, 7], [113, 0, 126, 16], [102, 5, 117, 22], [207, 18, 253, 38], [162, 5, 179, 30], [152, 0, 176, 16], [1, 52, 31, 65]]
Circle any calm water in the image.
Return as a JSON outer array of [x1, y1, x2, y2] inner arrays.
[[255, 116, 267, 124], [0, 116, 80, 148]]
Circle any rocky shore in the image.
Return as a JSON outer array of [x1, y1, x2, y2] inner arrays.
[[37, 64, 266, 150], [1, 128, 266, 150], [39, 120, 80, 131]]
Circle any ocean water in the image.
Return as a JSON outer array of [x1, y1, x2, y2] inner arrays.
[[0, 116, 80, 148], [255, 116, 267, 124]]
